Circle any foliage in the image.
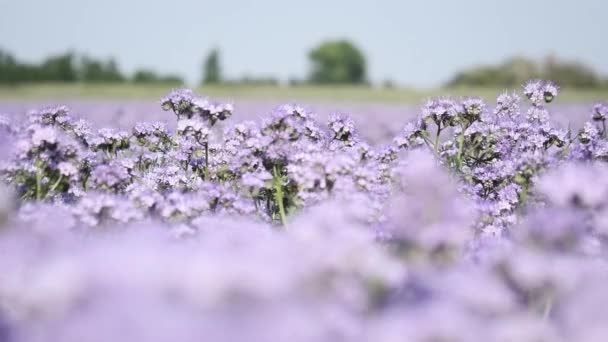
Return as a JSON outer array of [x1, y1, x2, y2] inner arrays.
[[202, 49, 222, 85], [224, 75, 279, 86], [0, 49, 19, 84], [544, 55, 601, 88], [132, 69, 184, 85], [0, 48, 183, 85], [448, 55, 606, 88], [308, 40, 367, 84], [80, 56, 125, 82]]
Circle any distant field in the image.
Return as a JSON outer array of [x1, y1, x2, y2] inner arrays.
[[1, 83, 607, 103]]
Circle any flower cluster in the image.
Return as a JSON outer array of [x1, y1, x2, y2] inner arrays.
[[161, 88, 233, 125], [1, 82, 608, 341], [393, 81, 572, 234]]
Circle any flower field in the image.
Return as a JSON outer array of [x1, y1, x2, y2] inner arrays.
[[1, 81, 608, 341]]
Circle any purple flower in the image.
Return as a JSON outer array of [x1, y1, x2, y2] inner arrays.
[[592, 103, 608, 122], [536, 161, 608, 208], [177, 119, 210, 141], [495, 92, 521, 118], [241, 171, 272, 191], [160, 88, 196, 116], [462, 97, 486, 119], [91, 164, 131, 190], [58, 161, 78, 177], [7, 84, 608, 342], [579, 122, 600, 144], [516, 207, 588, 251], [328, 113, 358, 146], [394, 121, 425, 149], [523, 80, 544, 106], [526, 107, 550, 123], [71, 119, 92, 142], [524, 80, 558, 106], [542, 81, 559, 103], [422, 98, 459, 126], [132, 122, 155, 137], [161, 89, 233, 125], [28, 105, 71, 126], [72, 192, 142, 226], [0, 114, 11, 132], [386, 150, 475, 251], [31, 126, 58, 147]]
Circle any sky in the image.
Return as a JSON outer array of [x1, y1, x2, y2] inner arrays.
[[0, 0, 606, 88]]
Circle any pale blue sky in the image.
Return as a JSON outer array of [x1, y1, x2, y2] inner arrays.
[[0, 0, 606, 87]]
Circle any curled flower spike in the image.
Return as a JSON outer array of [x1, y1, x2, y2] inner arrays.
[[542, 81, 559, 103], [524, 80, 559, 106], [161, 89, 233, 125], [177, 119, 210, 140], [523, 80, 545, 106], [28, 105, 71, 127], [462, 97, 486, 119], [328, 113, 358, 146], [495, 92, 521, 118], [31, 126, 58, 147], [422, 98, 459, 126]]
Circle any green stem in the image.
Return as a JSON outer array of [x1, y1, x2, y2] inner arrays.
[[204, 142, 209, 181], [139, 145, 145, 172], [434, 125, 442, 153], [273, 165, 288, 227], [558, 133, 580, 158], [542, 295, 553, 321], [21, 190, 34, 200], [519, 181, 529, 205], [559, 144, 573, 158], [82, 175, 89, 191], [49, 175, 63, 193], [35, 158, 43, 200], [110, 144, 117, 158], [421, 135, 435, 151], [455, 129, 465, 169]]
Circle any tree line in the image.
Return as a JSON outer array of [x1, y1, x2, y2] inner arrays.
[[2, 42, 607, 88], [198, 45, 608, 89], [447, 54, 608, 89], [0, 40, 369, 87], [0, 49, 183, 85], [199, 40, 368, 86]]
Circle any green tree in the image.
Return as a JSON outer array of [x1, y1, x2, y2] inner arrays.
[[308, 40, 367, 84], [79, 56, 125, 82], [80, 56, 105, 82], [0, 49, 19, 84], [158, 75, 184, 85], [448, 57, 540, 87], [132, 69, 183, 85], [132, 69, 159, 83], [447, 55, 603, 89], [543, 54, 600, 88], [40, 52, 77, 82], [202, 49, 221, 85], [102, 58, 124, 82]]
